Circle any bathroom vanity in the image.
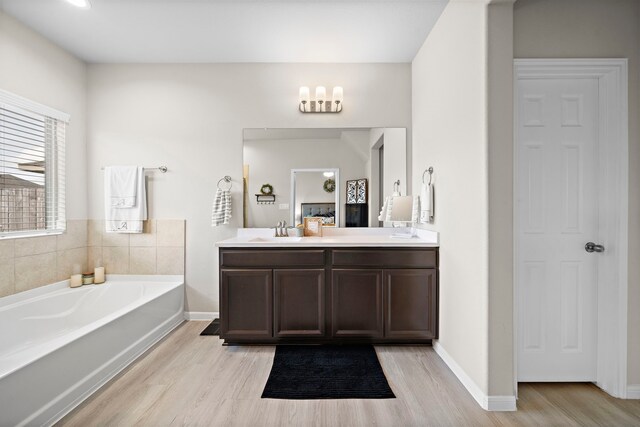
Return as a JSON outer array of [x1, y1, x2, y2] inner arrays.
[[216, 229, 439, 345]]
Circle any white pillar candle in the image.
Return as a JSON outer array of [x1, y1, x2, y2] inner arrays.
[[70, 274, 83, 288], [94, 266, 105, 284]]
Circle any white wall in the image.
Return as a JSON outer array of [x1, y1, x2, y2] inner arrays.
[[412, 0, 491, 397], [86, 63, 412, 312], [513, 0, 640, 389], [412, 0, 516, 403], [0, 10, 87, 220]]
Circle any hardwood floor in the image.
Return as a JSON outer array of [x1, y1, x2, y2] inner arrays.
[[58, 321, 640, 426]]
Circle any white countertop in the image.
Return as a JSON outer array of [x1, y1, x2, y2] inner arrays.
[[216, 227, 439, 248]]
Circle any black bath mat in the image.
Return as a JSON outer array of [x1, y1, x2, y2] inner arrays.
[[261, 345, 395, 399], [200, 318, 220, 336]]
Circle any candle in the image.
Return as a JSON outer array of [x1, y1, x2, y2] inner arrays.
[[70, 274, 83, 288], [94, 266, 105, 284]]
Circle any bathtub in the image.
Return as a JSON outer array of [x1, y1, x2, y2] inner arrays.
[[0, 275, 184, 427]]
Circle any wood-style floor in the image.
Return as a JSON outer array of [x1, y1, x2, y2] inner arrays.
[[58, 321, 640, 426]]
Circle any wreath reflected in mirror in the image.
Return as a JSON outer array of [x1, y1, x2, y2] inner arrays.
[[323, 179, 336, 193], [260, 183, 273, 195]]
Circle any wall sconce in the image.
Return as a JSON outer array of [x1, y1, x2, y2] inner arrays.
[[299, 86, 343, 113]]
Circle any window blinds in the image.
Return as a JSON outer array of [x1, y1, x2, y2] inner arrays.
[[0, 90, 68, 236]]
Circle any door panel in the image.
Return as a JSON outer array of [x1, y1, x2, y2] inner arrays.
[[220, 269, 273, 339], [274, 269, 325, 337], [331, 269, 383, 338], [517, 77, 598, 381], [384, 269, 437, 339]]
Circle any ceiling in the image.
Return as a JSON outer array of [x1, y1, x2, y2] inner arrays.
[[0, 0, 448, 63]]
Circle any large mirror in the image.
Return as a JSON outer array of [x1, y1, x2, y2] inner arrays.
[[242, 128, 406, 228]]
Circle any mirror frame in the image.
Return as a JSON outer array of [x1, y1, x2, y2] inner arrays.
[[290, 168, 341, 227]]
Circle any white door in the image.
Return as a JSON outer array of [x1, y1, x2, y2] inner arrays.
[[516, 77, 601, 381]]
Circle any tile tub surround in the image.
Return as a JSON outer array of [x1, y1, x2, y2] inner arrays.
[[0, 219, 88, 298], [88, 219, 185, 275], [0, 219, 186, 298]]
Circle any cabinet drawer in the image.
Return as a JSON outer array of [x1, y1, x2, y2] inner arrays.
[[220, 249, 325, 268], [332, 249, 437, 268]]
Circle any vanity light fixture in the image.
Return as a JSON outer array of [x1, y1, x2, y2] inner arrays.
[[64, 0, 91, 9], [299, 86, 343, 113]]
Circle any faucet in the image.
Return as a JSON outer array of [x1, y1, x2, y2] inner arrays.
[[274, 220, 288, 237]]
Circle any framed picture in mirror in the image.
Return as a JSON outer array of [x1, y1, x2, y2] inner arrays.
[[303, 217, 323, 237], [347, 179, 368, 204]]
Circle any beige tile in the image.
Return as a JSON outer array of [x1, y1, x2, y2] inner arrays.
[[130, 247, 157, 274], [0, 239, 14, 261], [15, 235, 57, 257], [156, 247, 184, 275], [130, 220, 157, 247], [57, 220, 88, 251], [103, 231, 130, 247], [157, 220, 185, 247], [57, 247, 88, 281], [0, 261, 15, 298], [15, 252, 57, 293], [87, 219, 103, 247], [88, 246, 103, 270], [103, 246, 129, 274]]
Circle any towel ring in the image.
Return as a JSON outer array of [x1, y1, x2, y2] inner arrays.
[[217, 176, 232, 190], [422, 167, 434, 185]]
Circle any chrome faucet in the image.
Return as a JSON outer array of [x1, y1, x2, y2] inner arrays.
[[274, 220, 288, 237]]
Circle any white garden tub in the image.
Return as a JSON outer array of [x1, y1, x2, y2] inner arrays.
[[0, 275, 184, 427]]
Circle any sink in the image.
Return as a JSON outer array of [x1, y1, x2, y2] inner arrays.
[[248, 237, 303, 243]]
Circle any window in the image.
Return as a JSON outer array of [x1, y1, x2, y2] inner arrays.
[[0, 90, 68, 238]]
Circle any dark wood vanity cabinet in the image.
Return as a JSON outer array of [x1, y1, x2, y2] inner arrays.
[[331, 269, 384, 338], [220, 269, 273, 340], [274, 269, 325, 337], [219, 247, 438, 344], [384, 269, 438, 339]]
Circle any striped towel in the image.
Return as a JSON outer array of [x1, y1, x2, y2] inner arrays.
[[212, 188, 232, 226]]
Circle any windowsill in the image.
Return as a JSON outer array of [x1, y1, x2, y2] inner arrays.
[[0, 229, 65, 240]]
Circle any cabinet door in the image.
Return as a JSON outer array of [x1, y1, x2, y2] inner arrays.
[[220, 269, 273, 339], [384, 269, 438, 339], [274, 269, 325, 337], [331, 269, 383, 338]]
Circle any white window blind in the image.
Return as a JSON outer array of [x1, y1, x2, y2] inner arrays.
[[0, 90, 68, 237]]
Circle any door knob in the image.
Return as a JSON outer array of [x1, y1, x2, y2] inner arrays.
[[585, 242, 605, 253]]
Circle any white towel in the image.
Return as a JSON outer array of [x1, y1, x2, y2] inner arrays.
[[212, 188, 232, 226], [420, 183, 434, 223], [105, 166, 138, 208], [411, 195, 420, 224], [378, 196, 392, 222], [105, 166, 147, 233]]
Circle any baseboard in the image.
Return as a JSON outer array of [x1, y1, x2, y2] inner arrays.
[[627, 385, 640, 399], [184, 311, 219, 321], [433, 341, 517, 411]]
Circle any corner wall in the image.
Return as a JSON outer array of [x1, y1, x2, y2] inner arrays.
[[412, 0, 490, 400], [0, 11, 88, 298], [412, 0, 516, 408]]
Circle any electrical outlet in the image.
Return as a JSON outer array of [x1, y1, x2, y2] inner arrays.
[[279, 203, 289, 210]]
